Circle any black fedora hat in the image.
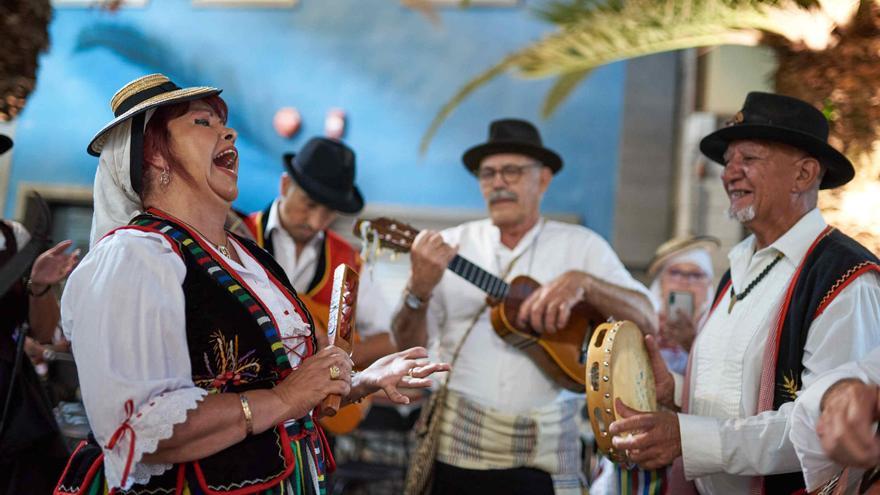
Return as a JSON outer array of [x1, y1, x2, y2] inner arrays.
[[462, 118, 563, 174], [700, 92, 854, 189], [283, 137, 364, 214], [0, 134, 11, 155]]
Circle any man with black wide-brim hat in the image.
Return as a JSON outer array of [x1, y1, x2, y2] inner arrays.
[[244, 137, 396, 372], [393, 118, 656, 495], [611, 92, 880, 495]]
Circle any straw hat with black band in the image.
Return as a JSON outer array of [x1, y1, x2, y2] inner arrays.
[[88, 74, 221, 246], [0, 134, 12, 155], [700, 92, 854, 190]]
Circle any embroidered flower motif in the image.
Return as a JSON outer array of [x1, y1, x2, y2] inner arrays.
[[194, 332, 261, 393]]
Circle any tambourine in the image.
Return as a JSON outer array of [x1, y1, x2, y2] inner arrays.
[[586, 320, 656, 462]]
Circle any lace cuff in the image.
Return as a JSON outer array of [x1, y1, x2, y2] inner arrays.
[[103, 387, 208, 489]]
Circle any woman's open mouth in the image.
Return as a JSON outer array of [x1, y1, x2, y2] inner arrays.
[[213, 148, 238, 175]]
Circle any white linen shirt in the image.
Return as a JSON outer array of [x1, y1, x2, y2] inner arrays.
[[790, 346, 880, 491], [426, 218, 651, 414], [264, 199, 391, 338], [677, 208, 880, 494], [61, 229, 313, 490]]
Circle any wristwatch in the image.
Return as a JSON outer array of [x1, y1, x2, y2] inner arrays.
[[404, 289, 427, 310]]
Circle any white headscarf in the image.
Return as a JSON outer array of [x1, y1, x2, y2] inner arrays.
[[89, 109, 155, 247]]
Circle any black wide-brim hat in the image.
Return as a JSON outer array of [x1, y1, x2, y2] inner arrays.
[[283, 137, 364, 214], [463, 118, 562, 174], [0, 134, 11, 155], [88, 74, 221, 194], [700, 92, 854, 190]]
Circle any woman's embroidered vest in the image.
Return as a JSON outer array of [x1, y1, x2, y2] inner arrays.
[[55, 210, 334, 495]]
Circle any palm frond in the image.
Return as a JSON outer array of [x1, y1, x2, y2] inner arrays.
[[541, 68, 593, 118], [421, 0, 827, 151]]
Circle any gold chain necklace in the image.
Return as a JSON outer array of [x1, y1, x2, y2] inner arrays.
[[178, 219, 231, 258]]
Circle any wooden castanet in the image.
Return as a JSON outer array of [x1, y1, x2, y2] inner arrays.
[[320, 264, 358, 418], [585, 320, 656, 463]]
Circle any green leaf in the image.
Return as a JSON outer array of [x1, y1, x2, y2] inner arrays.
[[541, 68, 593, 118]]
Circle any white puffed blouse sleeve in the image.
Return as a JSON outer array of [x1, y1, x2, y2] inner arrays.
[[61, 229, 208, 490]]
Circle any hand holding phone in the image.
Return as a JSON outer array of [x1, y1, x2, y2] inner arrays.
[[667, 290, 694, 322]]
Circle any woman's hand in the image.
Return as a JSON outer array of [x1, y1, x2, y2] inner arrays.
[[273, 345, 353, 419], [353, 347, 450, 404]]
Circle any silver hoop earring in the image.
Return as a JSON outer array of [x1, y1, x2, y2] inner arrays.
[[160, 168, 170, 186]]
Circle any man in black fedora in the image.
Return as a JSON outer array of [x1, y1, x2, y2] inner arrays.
[[244, 137, 396, 372], [610, 92, 880, 495], [393, 118, 656, 494]]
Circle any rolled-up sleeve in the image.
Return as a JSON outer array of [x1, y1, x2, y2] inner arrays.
[[61, 230, 207, 489]]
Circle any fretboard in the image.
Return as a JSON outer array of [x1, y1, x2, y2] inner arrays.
[[447, 255, 509, 299]]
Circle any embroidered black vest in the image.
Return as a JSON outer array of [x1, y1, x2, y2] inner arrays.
[[711, 228, 880, 495], [55, 211, 333, 495]]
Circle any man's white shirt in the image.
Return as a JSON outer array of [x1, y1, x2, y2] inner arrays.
[[677, 208, 880, 494]]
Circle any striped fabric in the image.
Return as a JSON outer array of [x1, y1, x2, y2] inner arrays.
[[615, 464, 666, 495], [73, 432, 326, 495], [436, 390, 584, 494]]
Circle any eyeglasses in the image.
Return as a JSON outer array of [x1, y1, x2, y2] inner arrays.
[[476, 163, 540, 184], [665, 268, 708, 283]]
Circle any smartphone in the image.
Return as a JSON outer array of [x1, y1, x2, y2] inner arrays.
[[667, 290, 694, 320]]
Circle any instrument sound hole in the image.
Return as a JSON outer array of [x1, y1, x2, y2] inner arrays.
[[593, 329, 607, 348], [593, 407, 608, 435], [590, 362, 600, 391]]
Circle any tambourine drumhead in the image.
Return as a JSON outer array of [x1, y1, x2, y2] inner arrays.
[[585, 320, 656, 461]]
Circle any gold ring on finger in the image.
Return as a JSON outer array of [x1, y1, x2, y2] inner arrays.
[[329, 365, 341, 380], [407, 368, 414, 377]]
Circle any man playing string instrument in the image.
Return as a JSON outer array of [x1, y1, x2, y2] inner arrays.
[[392, 118, 656, 495]]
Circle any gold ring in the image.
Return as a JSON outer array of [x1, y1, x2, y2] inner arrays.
[[407, 368, 414, 377], [329, 365, 341, 380]]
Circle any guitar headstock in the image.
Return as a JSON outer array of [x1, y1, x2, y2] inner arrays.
[[353, 217, 419, 254]]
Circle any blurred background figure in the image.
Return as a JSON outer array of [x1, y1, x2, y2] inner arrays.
[[647, 235, 720, 375], [0, 131, 81, 495]]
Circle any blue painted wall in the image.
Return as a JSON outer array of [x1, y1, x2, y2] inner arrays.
[[7, 0, 626, 238]]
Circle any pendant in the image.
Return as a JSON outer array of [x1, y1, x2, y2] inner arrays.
[[218, 245, 230, 258], [728, 293, 737, 314]]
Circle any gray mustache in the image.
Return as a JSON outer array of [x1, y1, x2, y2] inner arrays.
[[489, 190, 518, 203]]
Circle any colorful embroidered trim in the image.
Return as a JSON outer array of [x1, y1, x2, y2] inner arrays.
[[130, 217, 292, 371]]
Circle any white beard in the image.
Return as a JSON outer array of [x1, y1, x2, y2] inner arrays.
[[728, 204, 756, 223]]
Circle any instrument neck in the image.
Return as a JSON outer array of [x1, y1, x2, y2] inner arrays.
[[447, 254, 509, 299]]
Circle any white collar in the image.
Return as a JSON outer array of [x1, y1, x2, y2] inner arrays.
[[728, 207, 827, 267]]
